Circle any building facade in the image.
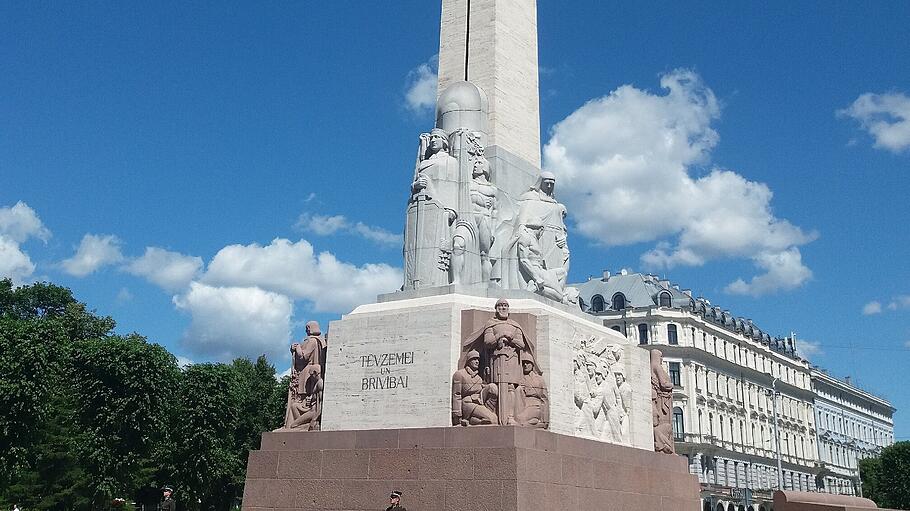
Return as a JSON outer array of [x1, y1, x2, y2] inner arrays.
[[812, 369, 895, 496], [573, 270, 891, 511]]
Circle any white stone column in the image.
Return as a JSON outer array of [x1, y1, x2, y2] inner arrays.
[[438, 0, 541, 168]]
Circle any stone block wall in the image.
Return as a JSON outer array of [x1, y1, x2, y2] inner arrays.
[[242, 427, 700, 511]]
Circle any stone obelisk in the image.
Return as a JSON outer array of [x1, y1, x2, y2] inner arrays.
[[241, 3, 701, 508], [437, 0, 541, 170]]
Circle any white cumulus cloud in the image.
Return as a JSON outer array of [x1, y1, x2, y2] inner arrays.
[[797, 339, 823, 359], [543, 69, 816, 295], [862, 301, 883, 315], [173, 282, 293, 361], [725, 248, 812, 297], [839, 92, 910, 153], [60, 234, 124, 277], [201, 238, 402, 313], [296, 213, 402, 247], [124, 247, 203, 292], [887, 295, 910, 311], [0, 237, 36, 285], [0, 201, 50, 285], [404, 56, 438, 113], [0, 201, 51, 243]]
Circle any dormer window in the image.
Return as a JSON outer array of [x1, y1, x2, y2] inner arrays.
[[591, 294, 605, 312], [612, 292, 627, 310], [659, 291, 672, 307]]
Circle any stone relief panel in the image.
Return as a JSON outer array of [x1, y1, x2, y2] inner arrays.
[[280, 321, 327, 431], [453, 299, 548, 428], [572, 334, 632, 444]]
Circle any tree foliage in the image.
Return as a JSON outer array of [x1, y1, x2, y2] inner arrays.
[[0, 279, 285, 511], [862, 441, 910, 509]]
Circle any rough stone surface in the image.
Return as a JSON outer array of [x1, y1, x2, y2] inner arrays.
[[438, 0, 541, 169], [242, 427, 701, 511], [320, 294, 652, 451]]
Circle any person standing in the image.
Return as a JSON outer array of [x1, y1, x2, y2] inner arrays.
[[385, 490, 406, 511], [161, 487, 176, 511]]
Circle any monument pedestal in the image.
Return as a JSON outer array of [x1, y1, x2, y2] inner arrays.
[[320, 293, 652, 449], [242, 427, 701, 511]]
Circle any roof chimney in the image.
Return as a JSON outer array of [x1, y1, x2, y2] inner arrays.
[[845, 376, 852, 386], [602, 270, 611, 280], [683, 289, 692, 297]]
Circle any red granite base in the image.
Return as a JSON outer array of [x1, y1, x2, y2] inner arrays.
[[242, 427, 700, 511]]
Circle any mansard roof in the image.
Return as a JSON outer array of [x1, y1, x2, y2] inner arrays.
[[573, 270, 800, 359], [574, 271, 691, 309]]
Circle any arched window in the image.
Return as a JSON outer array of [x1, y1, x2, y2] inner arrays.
[[611, 292, 627, 310], [673, 407, 685, 440], [591, 294, 605, 312], [610, 325, 622, 335], [638, 323, 649, 345], [659, 291, 672, 307], [668, 324, 678, 345]]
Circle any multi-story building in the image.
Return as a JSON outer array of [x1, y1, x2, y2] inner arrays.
[[576, 271, 821, 511], [812, 369, 895, 496]]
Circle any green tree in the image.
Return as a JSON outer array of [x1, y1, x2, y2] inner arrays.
[[69, 335, 179, 507], [859, 456, 882, 504], [232, 356, 284, 452], [878, 441, 910, 509], [167, 364, 245, 511]]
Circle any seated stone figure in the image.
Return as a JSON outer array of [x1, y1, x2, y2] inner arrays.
[[451, 349, 498, 426], [516, 223, 567, 302], [515, 352, 549, 428]]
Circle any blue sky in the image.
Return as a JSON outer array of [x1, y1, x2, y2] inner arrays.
[[2, 1, 908, 437]]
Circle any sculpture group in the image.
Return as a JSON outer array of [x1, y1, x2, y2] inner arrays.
[[573, 337, 633, 443], [281, 321, 327, 431], [452, 299, 549, 428], [404, 81, 577, 304]]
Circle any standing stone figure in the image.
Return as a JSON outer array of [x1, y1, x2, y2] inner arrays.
[[404, 128, 460, 289], [458, 298, 544, 426], [615, 369, 633, 439], [282, 321, 326, 431], [651, 349, 675, 454], [451, 349, 498, 426], [466, 132, 496, 281], [515, 351, 548, 428]]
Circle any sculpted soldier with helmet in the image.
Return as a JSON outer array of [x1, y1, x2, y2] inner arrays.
[[453, 298, 548, 427]]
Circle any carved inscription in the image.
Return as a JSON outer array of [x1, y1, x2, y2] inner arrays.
[[360, 351, 415, 390]]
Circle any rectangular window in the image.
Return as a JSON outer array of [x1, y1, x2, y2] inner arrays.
[[668, 324, 678, 345], [669, 362, 681, 386]]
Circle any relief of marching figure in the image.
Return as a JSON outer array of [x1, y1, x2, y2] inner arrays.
[[573, 336, 632, 444], [452, 298, 548, 428], [281, 321, 327, 431]]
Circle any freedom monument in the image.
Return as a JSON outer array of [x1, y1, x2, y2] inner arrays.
[[242, 1, 700, 509]]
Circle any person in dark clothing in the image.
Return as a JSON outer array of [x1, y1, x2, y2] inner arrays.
[[385, 490, 406, 511], [161, 487, 176, 511]]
